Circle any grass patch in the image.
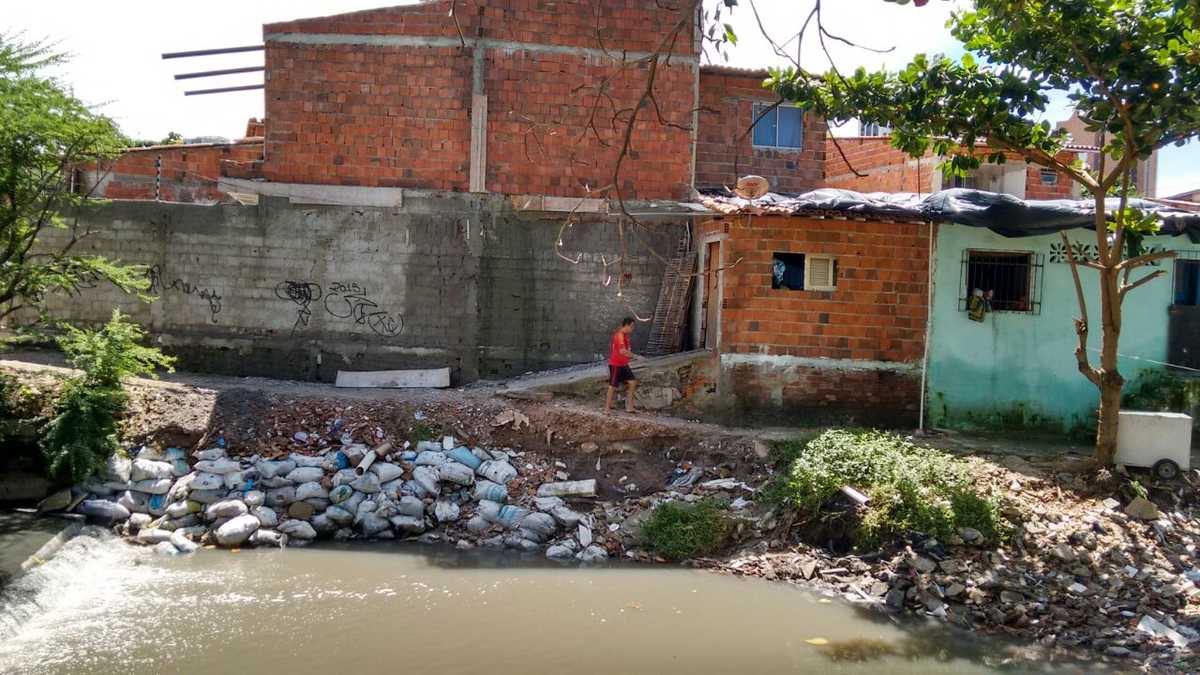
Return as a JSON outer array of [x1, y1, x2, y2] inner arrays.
[[410, 420, 437, 445], [770, 429, 1005, 548], [640, 497, 734, 561]]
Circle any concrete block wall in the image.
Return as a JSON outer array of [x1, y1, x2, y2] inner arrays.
[[36, 196, 681, 383], [695, 67, 826, 194]]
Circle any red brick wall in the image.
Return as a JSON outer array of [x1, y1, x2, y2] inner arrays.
[[261, 0, 698, 198], [695, 68, 826, 193], [708, 214, 930, 363], [823, 136, 1078, 197], [96, 142, 263, 203], [723, 360, 921, 427]]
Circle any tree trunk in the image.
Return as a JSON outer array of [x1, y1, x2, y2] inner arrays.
[[1093, 195, 1124, 466]]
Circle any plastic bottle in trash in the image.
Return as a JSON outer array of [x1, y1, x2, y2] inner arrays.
[[216, 435, 226, 449]]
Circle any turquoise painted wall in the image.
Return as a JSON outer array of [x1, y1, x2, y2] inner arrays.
[[927, 224, 1195, 432]]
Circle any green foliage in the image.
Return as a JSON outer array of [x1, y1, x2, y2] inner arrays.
[[1122, 368, 1200, 414], [772, 429, 1004, 547], [40, 311, 173, 483], [410, 421, 436, 444], [640, 497, 734, 561], [40, 378, 125, 483], [58, 310, 175, 387], [0, 370, 43, 443], [0, 33, 149, 324]]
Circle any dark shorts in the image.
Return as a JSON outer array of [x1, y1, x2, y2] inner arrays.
[[608, 365, 636, 386]]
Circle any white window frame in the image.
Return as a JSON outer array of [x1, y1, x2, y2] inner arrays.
[[804, 254, 837, 292], [751, 102, 804, 151]]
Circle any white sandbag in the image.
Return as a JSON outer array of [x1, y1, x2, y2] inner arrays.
[[324, 505, 354, 526], [192, 472, 224, 491], [134, 528, 173, 545], [415, 451, 447, 467], [166, 473, 195, 503], [170, 529, 199, 554], [331, 468, 358, 488], [189, 489, 226, 505], [341, 491, 366, 516], [165, 500, 193, 519], [397, 496, 425, 518], [358, 513, 391, 536], [168, 514, 199, 530], [389, 515, 426, 534], [104, 455, 132, 483], [194, 458, 242, 475], [466, 515, 490, 534], [278, 519, 317, 540], [478, 460, 517, 485], [434, 500, 460, 523], [266, 487, 296, 507], [132, 478, 173, 495], [224, 472, 250, 491], [546, 541, 579, 559], [154, 541, 181, 556], [350, 473, 381, 494], [286, 466, 324, 484], [370, 462, 404, 483], [258, 476, 294, 489], [576, 545, 608, 563], [193, 447, 226, 461], [126, 513, 152, 532], [295, 482, 329, 501], [250, 529, 287, 548], [519, 512, 557, 541], [289, 453, 325, 468], [253, 506, 279, 528], [256, 459, 296, 479], [79, 499, 130, 524], [549, 505, 584, 529], [244, 490, 266, 508], [535, 496, 564, 511], [438, 463, 475, 486], [412, 466, 440, 498], [215, 514, 260, 547], [311, 514, 337, 536], [473, 480, 508, 503], [206, 499, 248, 521], [132, 459, 174, 481], [118, 490, 149, 514]]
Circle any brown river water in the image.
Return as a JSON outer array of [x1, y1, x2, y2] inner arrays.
[[0, 529, 1094, 674]]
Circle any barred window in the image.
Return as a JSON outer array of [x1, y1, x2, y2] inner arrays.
[[752, 103, 804, 149], [1040, 168, 1059, 185], [959, 250, 1043, 314]]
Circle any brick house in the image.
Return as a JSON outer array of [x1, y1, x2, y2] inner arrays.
[[824, 136, 1087, 200], [681, 197, 931, 427], [90, 1, 825, 205]]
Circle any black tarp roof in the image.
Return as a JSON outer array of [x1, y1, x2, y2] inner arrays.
[[699, 188, 1200, 241]]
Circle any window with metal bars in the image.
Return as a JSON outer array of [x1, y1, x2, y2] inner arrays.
[[959, 250, 1043, 314], [1175, 257, 1200, 306]]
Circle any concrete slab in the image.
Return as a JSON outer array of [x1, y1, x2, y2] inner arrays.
[[335, 368, 451, 389]]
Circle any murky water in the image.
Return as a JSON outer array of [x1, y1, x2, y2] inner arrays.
[[0, 530, 1086, 674]]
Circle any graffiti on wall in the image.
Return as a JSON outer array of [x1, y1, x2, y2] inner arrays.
[[146, 265, 222, 323], [274, 279, 404, 337]]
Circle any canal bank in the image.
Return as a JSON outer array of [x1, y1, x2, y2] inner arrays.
[[1, 354, 1198, 671]]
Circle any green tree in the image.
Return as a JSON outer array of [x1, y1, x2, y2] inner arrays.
[[0, 34, 149, 324], [769, 0, 1200, 464]]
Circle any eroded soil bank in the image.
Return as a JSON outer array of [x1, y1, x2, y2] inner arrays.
[[3, 356, 1198, 673]]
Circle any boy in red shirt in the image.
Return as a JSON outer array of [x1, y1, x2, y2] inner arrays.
[[605, 317, 638, 413]]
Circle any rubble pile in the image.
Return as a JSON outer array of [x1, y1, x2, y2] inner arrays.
[[700, 459, 1200, 669], [72, 436, 608, 562]]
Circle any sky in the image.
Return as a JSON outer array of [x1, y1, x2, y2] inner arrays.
[[7, 0, 1197, 197]]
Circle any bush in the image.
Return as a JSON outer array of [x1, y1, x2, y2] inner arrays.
[[771, 429, 1004, 547], [41, 311, 174, 483], [1123, 368, 1200, 414], [640, 497, 734, 561]]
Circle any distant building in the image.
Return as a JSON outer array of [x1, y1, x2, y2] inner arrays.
[[1057, 111, 1158, 197], [1166, 188, 1200, 203]]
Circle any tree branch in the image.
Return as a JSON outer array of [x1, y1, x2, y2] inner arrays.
[[1120, 269, 1165, 299], [1060, 231, 1100, 386]]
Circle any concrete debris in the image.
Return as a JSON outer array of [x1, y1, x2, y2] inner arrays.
[[492, 409, 531, 431], [1125, 497, 1161, 521]]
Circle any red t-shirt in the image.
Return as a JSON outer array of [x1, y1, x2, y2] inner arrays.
[[609, 331, 631, 366]]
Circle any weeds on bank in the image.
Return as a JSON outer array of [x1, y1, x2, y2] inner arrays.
[[768, 429, 1006, 548], [41, 311, 174, 482], [640, 497, 735, 561]]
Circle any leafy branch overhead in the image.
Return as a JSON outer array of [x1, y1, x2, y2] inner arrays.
[[0, 33, 149, 323]]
